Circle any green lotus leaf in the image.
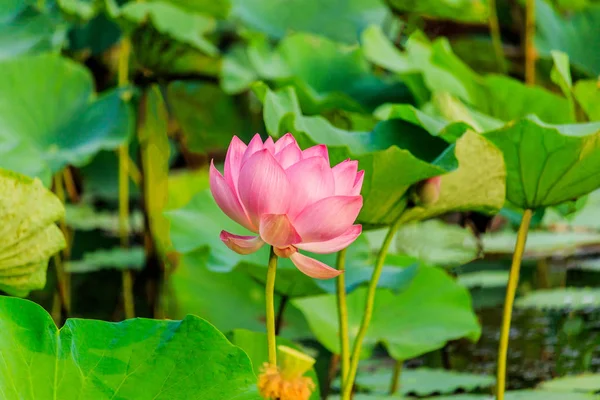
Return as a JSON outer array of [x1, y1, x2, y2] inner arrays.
[[0, 53, 134, 184], [0, 295, 260, 399], [66, 247, 145, 273], [516, 288, 600, 310], [538, 373, 600, 393], [292, 266, 480, 360], [386, 0, 488, 23], [484, 117, 600, 209]]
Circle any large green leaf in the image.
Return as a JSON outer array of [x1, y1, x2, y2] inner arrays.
[[398, 131, 506, 223], [362, 26, 573, 124], [292, 266, 480, 360], [0, 54, 133, 184], [255, 84, 447, 227], [0, 169, 65, 296], [483, 230, 600, 258], [574, 79, 600, 121], [536, 0, 600, 76], [230, 330, 320, 400], [222, 33, 408, 113], [108, 0, 218, 55], [0, 1, 67, 60], [230, 0, 388, 44], [423, 391, 598, 400], [386, 0, 488, 23], [484, 117, 600, 209], [65, 203, 144, 233], [0, 295, 260, 399]]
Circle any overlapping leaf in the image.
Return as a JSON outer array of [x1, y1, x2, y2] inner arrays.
[[0, 169, 65, 296], [0, 54, 134, 184], [386, 0, 488, 23], [0, 295, 260, 399], [292, 266, 480, 360]]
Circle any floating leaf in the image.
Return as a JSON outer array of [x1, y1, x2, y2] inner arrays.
[[350, 367, 494, 396], [395, 220, 479, 266], [65, 203, 143, 232], [0, 169, 65, 296], [230, 0, 388, 44], [538, 373, 600, 393], [0, 54, 134, 184], [516, 288, 600, 310], [484, 117, 600, 209], [0, 295, 260, 399], [483, 230, 600, 258], [292, 266, 480, 360], [66, 247, 145, 273], [458, 271, 509, 288], [423, 391, 598, 400]]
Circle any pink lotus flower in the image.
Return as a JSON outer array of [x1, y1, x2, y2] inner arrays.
[[210, 133, 364, 279]]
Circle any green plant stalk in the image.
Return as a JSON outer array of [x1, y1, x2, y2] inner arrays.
[[336, 248, 350, 386], [389, 359, 403, 394], [524, 0, 536, 85], [496, 209, 532, 400], [342, 218, 403, 400], [488, 0, 507, 73], [266, 247, 279, 365], [53, 173, 71, 315], [118, 37, 135, 320]]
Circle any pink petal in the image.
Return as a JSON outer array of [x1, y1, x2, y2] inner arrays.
[[238, 149, 292, 227], [259, 214, 301, 247], [263, 137, 275, 154], [302, 144, 329, 165], [275, 142, 302, 169], [351, 170, 365, 196], [210, 161, 255, 231], [220, 231, 265, 255], [224, 136, 247, 191], [285, 157, 335, 217], [290, 252, 342, 279], [241, 133, 264, 166], [296, 225, 362, 253], [332, 159, 358, 195], [293, 196, 363, 243], [274, 133, 296, 152]]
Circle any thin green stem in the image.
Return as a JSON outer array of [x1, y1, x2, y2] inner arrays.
[[496, 209, 532, 400], [336, 248, 350, 386], [389, 359, 403, 395], [488, 0, 507, 73], [53, 173, 71, 315], [118, 36, 135, 320], [266, 247, 279, 366], [342, 218, 403, 400], [524, 0, 536, 85]]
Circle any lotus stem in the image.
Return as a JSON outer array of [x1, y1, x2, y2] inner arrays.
[[53, 173, 71, 315], [336, 248, 350, 386], [342, 218, 403, 400], [266, 247, 279, 365], [524, 0, 536, 85], [62, 167, 80, 203], [488, 0, 507, 73], [496, 209, 532, 400], [118, 36, 135, 320], [389, 359, 403, 395]]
